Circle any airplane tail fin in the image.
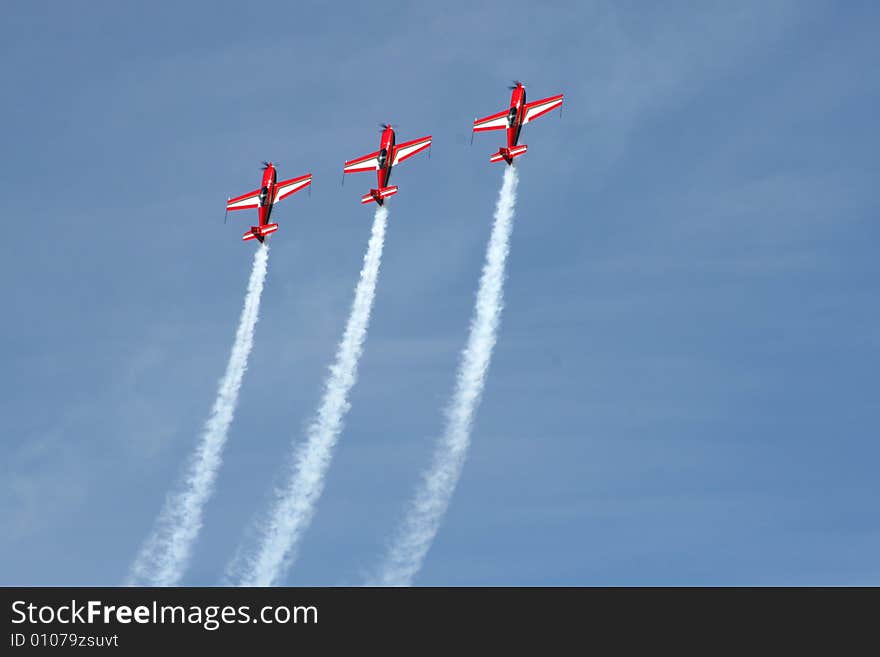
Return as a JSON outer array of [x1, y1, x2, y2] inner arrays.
[[242, 223, 279, 243], [490, 144, 528, 164], [361, 186, 398, 205]]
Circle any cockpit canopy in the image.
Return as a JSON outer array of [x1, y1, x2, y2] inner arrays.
[[259, 186, 269, 207], [507, 107, 518, 126], [377, 148, 388, 169]]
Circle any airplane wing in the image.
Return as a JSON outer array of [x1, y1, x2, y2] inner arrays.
[[273, 173, 312, 203], [226, 188, 261, 211], [522, 94, 564, 124], [344, 150, 381, 174], [473, 109, 508, 132], [392, 136, 432, 166]]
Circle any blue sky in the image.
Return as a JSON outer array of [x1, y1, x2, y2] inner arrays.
[[1, 0, 878, 585]]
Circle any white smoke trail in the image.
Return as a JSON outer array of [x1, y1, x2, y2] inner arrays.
[[127, 243, 270, 586], [373, 166, 519, 586], [232, 206, 389, 586]]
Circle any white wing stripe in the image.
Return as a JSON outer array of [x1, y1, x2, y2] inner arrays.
[[344, 157, 380, 172], [227, 195, 259, 210], [474, 115, 508, 130], [273, 178, 311, 203], [392, 138, 431, 166], [523, 97, 563, 124]]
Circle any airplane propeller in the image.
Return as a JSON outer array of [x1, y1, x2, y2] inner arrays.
[[378, 123, 393, 132], [508, 80, 524, 90], [261, 160, 272, 170]]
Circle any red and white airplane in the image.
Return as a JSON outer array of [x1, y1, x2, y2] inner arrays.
[[473, 81, 564, 164], [343, 124, 432, 205], [226, 162, 312, 243]]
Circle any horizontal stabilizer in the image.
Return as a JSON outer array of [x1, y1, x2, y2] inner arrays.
[[361, 186, 399, 205], [242, 223, 279, 242], [489, 144, 528, 164]]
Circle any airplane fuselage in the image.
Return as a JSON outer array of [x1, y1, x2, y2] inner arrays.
[[376, 125, 397, 190], [507, 84, 527, 150], [257, 163, 278, 230]]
